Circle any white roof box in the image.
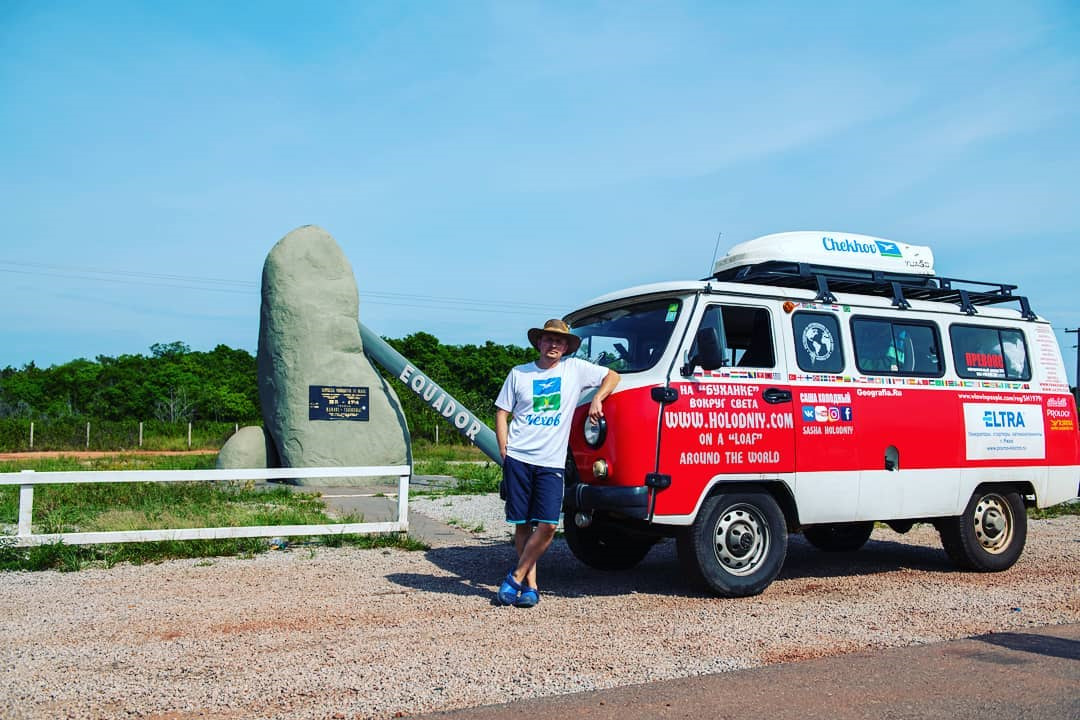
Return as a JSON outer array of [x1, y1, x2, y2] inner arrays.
[[713, 231, 935, 277]]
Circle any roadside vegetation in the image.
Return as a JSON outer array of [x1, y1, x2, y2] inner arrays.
[[0, 334, 534, 450]]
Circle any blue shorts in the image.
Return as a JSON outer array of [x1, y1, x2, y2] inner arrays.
[[503, 454, 564, 526]]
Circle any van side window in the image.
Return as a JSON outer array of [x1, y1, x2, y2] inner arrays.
[[852, 317, 943, 376], [693, 305, 775, 368], [949, 325, 1031, 381], [792, 312, 844, 373]]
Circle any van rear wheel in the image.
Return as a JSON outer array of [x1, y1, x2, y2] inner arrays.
[[682, 490, 787, 597], [803, 521, 874, 552], [937, 489, 1026, 572]]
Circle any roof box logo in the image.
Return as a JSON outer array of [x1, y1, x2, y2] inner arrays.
[[821, 236, 904, 259], [875, 240, 902, 257]]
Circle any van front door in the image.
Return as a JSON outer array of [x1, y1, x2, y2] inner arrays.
[[653, 301, 796, 520]]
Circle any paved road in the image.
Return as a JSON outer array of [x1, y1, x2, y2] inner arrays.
[[414, 623, 1080, 720]]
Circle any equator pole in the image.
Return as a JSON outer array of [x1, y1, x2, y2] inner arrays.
[[359, 322, 502, 466]]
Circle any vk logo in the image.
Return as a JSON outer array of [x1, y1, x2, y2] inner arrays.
[[875, 240, 902, 258], [802, 406, 816, 422]]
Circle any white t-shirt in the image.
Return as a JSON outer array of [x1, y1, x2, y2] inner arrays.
[[495, 357, 609, 469]]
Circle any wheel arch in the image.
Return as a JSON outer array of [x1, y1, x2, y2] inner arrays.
[[702, 479, 801, 531], [969, 480, 1037, 509]]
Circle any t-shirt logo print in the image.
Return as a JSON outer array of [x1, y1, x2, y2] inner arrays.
[[532, 377, 561, 412]]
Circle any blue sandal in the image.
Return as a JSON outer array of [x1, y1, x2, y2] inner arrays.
[[515, 586, 540, 608], [497, 572, 523, 605]]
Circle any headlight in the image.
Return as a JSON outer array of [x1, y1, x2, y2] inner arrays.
[[583, 417, 607, 448]]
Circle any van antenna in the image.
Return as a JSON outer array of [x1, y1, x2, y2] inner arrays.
[[708, 230, 723, 274]]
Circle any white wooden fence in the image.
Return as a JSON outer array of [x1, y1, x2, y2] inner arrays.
[[0, 466, 410, 547]]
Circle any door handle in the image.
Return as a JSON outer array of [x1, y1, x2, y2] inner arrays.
[[762, 388, 792, 404]]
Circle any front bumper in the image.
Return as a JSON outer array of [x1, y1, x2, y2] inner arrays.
[[564, 482, 651, 520]]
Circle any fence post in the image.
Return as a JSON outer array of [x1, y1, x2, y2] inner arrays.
[[29, 422, 34, 450], [18, 474, 34, 537], [188, 422, 192, 448], [435, 424, 439, 445], [86, 421, 90, 449], [397, 472, 409, 531], [235, 423, 239, 435], [139, 421, 143, 448]]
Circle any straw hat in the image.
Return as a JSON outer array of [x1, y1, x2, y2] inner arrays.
[[527, 318, 582, 354]]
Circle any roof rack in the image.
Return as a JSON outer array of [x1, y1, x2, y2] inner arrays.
[[708, 261, 1036, 320]]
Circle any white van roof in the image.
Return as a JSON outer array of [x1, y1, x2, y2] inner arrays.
[[713, 231, 935, 277]]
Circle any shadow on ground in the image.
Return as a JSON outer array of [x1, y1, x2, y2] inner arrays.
[[975, 632, 1080, 661], [387, 530, 959, 600]]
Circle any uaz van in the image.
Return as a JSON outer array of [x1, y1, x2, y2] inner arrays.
[[562, 231, 1079, 597]]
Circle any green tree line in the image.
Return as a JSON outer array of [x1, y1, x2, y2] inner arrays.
[[0, 335, 534, 449]]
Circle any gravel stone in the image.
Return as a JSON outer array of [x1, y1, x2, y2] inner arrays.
[[1, 495, 1077, 720]]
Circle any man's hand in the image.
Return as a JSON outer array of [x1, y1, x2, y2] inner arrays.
[[588, 369, 620, 422], [588, 396, 605, 423]]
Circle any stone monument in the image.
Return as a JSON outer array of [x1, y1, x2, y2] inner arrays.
[[217, 225, 410, 484]]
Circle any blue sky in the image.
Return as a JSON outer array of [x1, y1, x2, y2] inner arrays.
[[2, 2, 1078, 385]]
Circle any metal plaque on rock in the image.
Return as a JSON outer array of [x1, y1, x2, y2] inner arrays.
[[308, 385, 370, 421]]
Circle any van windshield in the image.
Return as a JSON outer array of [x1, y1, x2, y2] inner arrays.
[[569, 298, 681, 373]]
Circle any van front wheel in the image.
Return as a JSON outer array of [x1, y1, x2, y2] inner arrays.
[[684, 491, 787, 597], [937, 489, 1026, 572], [564, 519, 655, 571]]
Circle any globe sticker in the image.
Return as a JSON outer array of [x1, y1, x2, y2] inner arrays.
[[802, 322, 835, 364]]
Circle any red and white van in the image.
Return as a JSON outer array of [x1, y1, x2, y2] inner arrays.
[[563, 231, 1079, 597]]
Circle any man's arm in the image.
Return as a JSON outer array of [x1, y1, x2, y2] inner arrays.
[[587, 369, 620, 422], [495, 408, 510, 459]]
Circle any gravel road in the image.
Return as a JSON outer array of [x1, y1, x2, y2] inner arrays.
[[1, 494, 1077, 720]]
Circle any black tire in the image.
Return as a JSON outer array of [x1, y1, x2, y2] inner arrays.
[[675, 528, 706, 588], [937, 489, 1026, 572], [682, 490, 787, 597], [803, 521, 874, 552], [563, 519, 656, 571]]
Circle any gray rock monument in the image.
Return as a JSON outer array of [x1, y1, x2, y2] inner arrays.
[[217, 225, 410, 484]]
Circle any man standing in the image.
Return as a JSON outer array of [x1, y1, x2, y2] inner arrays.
[[494, 318, 620, 607]]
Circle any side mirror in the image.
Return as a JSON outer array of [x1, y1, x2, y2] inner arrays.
[[682, 327, 724, 375]]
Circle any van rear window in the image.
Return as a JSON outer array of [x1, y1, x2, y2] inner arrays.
[[949, 325, 1031, 381], [852, 317, 943, 377]]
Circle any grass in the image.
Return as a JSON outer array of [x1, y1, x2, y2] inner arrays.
[[411, 458, 501, 495], [445, 517, 487, 534], [410, 439, 491, 462], [1029, 499, 1080, 519], [0, 453, 426, 571]]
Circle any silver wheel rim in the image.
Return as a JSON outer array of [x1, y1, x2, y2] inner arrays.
[[713, 503, 770, 576], [973, 493, 1013, 554]]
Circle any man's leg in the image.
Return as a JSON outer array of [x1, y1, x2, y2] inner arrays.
[[511, 463, 563, 589], [512, 522, 556, 589]]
